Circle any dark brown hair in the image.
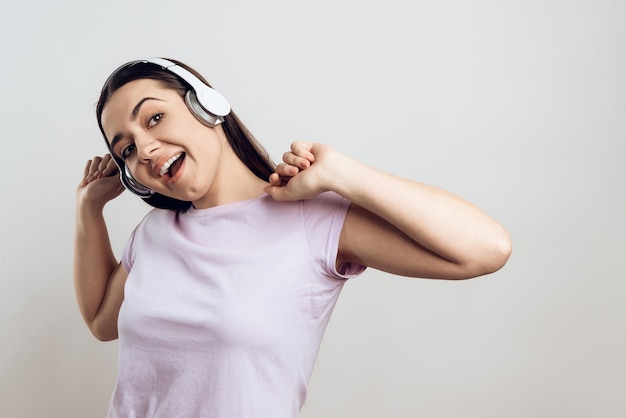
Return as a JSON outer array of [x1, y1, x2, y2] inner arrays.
[[96, 59, 275, 211]]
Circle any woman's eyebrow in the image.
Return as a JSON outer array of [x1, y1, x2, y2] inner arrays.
[[131, 97, 164, 120], [109, 97, 165, 150]]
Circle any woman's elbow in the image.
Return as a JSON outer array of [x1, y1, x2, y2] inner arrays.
[[88, 319, 119, 342], [91, 328, 118, 342], [473, 230, 513, 277]]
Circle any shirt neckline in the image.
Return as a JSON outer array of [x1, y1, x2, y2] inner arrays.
[[186, 193, 271, 217]]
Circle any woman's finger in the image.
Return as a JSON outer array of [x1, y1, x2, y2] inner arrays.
[[282, 152, 310, 169], [101, 155, 119, 177], [89, 156, 102, 175], [84, 157, 102, 184], [83, 159, 92, 178], [268, 172, 283, 186], [80, 159, 94, 187], [81, 156, 109, 187], [290, 141, 315, 161], [97, 154, 112, 173], [275, 163, 299, 177]]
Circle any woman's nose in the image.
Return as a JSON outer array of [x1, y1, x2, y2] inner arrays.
[[136, 135, 161, 162]]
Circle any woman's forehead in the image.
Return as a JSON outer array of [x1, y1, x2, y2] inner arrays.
[[104, 79, 167, 110], [101, 79, 173, 133]]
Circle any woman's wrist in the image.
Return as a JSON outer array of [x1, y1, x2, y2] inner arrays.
[[320, 152, 374, 202], [76, 195, 107, 218]]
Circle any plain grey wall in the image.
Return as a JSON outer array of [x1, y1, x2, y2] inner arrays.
[[1, 0, 624, 417]]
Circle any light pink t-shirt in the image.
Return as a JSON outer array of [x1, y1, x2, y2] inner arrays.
[[108, 192, 365, 418]]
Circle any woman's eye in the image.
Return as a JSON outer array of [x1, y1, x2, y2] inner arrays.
[[148, 113, 163, 128], [121, 144, 136, 159]]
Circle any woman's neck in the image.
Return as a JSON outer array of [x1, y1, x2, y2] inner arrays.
[[192, 145, 270, 210]]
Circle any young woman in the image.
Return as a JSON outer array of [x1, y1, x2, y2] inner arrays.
[[74, 58, 512, 417]]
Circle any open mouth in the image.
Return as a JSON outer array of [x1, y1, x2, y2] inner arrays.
[[158, 152, 185, 178]]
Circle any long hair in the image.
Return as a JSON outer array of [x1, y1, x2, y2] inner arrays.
[[96, 59, 275, 211]]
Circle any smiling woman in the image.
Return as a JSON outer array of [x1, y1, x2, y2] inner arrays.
[[74, 58, 512, 418], [94, 58, 275, 210]]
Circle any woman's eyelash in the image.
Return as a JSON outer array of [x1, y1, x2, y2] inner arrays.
[[121, 144, 136, 159], [148, 112, 164, 127]]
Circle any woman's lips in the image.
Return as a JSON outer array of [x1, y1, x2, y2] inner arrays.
[[168, 153, 185, 179], [161, 153, 186, 184], [157, 153, 184, 177]]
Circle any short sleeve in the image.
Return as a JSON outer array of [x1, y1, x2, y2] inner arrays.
[[302, 192, 366, 279], [121, 227, 138, 273]]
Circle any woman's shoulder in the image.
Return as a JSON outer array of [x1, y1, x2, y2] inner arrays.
[[134, 207, 176, 230]]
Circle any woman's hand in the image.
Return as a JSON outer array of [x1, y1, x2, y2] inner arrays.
[[77, 154, 125, 209], [265, 142, 340, 201]]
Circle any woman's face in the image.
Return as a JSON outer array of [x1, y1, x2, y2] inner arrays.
[[101, 79, 226, 205]]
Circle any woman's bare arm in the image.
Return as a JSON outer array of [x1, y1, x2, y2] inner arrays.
[[74, 155, 127, 340], [265, 142, 512, 280]]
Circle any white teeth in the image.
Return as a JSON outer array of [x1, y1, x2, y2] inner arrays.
[[158, 153, 183, 176]]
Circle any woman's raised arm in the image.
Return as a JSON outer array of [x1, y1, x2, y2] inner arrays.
[[74, 154, 127, 340], [264, 142, 512, 280]]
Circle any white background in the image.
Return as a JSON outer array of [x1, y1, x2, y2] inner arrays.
[[1, 0, 624, 417]]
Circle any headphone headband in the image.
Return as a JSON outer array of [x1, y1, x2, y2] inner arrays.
[[140, 58, 231, 118]]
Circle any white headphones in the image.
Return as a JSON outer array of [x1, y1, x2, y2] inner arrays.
[[109, 58, 231, 197]]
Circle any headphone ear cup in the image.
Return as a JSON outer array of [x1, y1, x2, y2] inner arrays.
[[121, 164, 154, 197], [195, 84, 230, 117], [185, 90, 226, 127]]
